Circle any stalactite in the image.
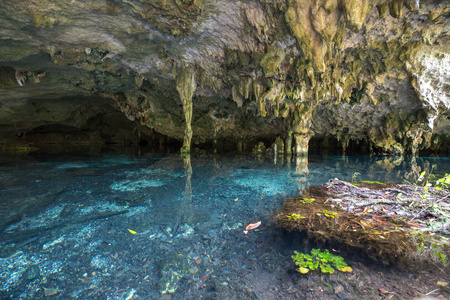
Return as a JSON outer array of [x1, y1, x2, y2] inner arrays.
[[176, 67, 196, 155]]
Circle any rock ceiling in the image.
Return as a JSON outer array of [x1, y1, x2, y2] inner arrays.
[[0, 0, 449, 155]]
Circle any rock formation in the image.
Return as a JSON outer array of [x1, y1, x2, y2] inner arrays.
[[0, 0, 448, 155]]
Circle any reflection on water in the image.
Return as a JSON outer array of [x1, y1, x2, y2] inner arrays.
[[0, 154, 449, 298]]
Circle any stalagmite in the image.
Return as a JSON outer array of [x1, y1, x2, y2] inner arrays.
[[237, 140, 243, 153], [176, 68, 196, 155], [285, 132, 293, 156]]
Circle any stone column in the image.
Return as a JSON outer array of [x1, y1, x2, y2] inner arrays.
[[176, 68, 196, 155], [294, 133, 311, 156], [295, 155, 309, 175], [291, 106, 313, 157]]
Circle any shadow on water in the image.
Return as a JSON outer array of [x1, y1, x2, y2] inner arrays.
[[0, 153, 449, 299]]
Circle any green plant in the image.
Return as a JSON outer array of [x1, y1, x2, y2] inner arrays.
[[287, 213, 305, 221], [318, 210, 339, 218], [352, 172, 361, 183], [359, 180, 384, 185], [299, 198, 315, 204], [413, 232, 446, 267], [292, 249, 352, 274], [435, 173, 450, 190]]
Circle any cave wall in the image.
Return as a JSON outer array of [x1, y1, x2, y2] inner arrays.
[[0, 0, 448, 155]]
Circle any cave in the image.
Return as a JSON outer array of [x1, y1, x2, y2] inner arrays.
[[1, 1, 449, 299]]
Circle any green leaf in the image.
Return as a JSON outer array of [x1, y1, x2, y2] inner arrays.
[[303, 254, 313, 261], [311, 249, 320, 256], [292, 249, 351, 275], [312, 261, 319, 269], [318, 251, 333, 261], [320, 264, 335, 274]]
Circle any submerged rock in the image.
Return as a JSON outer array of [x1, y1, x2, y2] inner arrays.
[[158, 254, 189, 294]]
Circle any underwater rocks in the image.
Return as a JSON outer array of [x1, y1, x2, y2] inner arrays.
[[0, 0, 449, 155]]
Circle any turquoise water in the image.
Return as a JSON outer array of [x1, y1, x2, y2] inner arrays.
[[0, 154, 449, 299]]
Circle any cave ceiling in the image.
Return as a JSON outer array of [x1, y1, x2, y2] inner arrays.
[[0, 0, 449, 155]]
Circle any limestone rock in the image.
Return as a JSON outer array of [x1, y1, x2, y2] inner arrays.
[[0, 0, 448, 155]]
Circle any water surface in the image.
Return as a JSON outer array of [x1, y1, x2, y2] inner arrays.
[[1, 154, 449, 299]]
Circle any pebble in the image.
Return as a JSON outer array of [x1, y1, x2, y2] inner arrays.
[[334, 284, 344, 294]]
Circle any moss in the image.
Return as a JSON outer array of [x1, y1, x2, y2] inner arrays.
[[332, 22, 346, 50], [238, 51, 251, 66], [342, 0, 372, 30], [158, 50, 168, 62], [33, 14, 58, 28], [280, 104, 290, 118], [258, 97, 267, 117], [323, 0, 337, 14], [274, 95, 280, 117], [285, 86, 302, 101], [252, 141, 266, 155], [379, 93, 390, 102], [225, 48, 239, 67], [285, 1, 326, 72], [348, 59, 361, 76], [398, 41, 423, 62], [365, 49, 387, 74], [2, 142, 38, 155], [376, 2, 389, 18], [261, 43, 285, 77], [389, 0, 403, 19], [317, 88, 329, 100]]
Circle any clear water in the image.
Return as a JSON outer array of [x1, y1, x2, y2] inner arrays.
[[0, 153, 449, 299]]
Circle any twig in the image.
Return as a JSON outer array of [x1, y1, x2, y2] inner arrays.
[[417, 288, 439, 296], [409, 194, 450, 222]]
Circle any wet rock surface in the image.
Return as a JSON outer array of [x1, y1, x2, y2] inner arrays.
[[0, 0, 449, 155]]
